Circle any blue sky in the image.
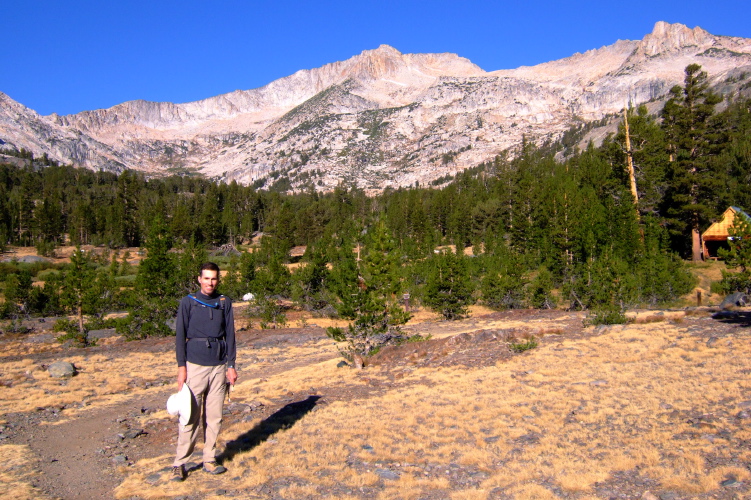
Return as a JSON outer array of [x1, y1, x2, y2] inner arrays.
[[2, 0, 750, 116]]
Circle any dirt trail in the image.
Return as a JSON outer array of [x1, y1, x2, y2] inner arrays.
[[4, 327, 335, 499], [22, 391, 171, 499]]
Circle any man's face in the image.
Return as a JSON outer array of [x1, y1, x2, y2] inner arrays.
[[198, 269, 219, 296]]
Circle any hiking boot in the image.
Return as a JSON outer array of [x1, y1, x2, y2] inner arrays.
[[171, 464, 186, 482], [203, 461, 227, 475]]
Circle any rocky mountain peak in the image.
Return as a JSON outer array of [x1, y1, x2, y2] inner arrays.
[[344, 44, 483, 82], [348, 44, 406, 80], [361, 44, 403, 58], [1, 22, 750, 192], [636, 21, 714, 57]]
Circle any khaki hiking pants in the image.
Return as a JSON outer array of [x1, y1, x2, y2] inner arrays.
[[173, 362, 227, 466]]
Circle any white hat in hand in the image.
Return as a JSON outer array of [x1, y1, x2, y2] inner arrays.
[[167, 384, 193, 426]]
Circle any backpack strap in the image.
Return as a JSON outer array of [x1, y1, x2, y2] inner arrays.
[[189, 294, 222, 308], [187, 294, 227, 322]]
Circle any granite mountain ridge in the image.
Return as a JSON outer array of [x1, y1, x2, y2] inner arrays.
[[1, 21, 750, 191]]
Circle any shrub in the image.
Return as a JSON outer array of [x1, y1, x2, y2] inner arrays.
[[53, 318, 95, 347], [718, 213, 751, 294], [257, 296, 287, 329], [510, 337, 538, 352], [585, 306, 628, 326]]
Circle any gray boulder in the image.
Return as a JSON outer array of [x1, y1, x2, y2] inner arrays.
[[720, 292, 748, 310], [48, 361, 77, 378]]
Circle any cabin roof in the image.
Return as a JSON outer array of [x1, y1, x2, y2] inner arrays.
[[702, 206, 751, 241]]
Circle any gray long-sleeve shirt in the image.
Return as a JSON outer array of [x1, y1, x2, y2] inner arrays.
[[175, 291, 236, 369]]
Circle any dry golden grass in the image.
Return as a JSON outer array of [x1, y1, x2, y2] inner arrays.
[[0, 349, 173, 416], [3, 301, 749, 498], [0, 445, 49, 499], [680, 260, 726, 306], [0, 337, 348, 422], [115, 316, 751, 499], [0, 337, 64, 359], [301, 316, 351, 329]]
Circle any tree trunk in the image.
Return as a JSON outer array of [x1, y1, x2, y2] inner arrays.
[[692, 223, 703, 262], [622, 108, 640, 207], [78, 305, 85, 333]]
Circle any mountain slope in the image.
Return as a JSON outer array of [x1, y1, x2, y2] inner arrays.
[[1, 22, 750, 190]]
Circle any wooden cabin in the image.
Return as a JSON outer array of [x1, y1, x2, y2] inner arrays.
[[701, 206, 751, 259]]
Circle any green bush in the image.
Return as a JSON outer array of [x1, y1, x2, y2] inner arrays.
[[585, 306, 628, 326], [1, 318, 31, 334], [257, 295, 287, 329], [0, 301, 15, 320], [710, 281, 726, 295], [35, 239, 57, 258], [510, 337, 538, 353], [53, 318, 95, 347], [55, 329, 95, 347], [482, 272, 526, 310]]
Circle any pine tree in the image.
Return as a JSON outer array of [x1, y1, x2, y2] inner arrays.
[[718, 98, 751, 211], [661, 64, 723, 261], [527, 266, 556, 309], [719, 213, 751, 294], [0, 183, 9, 253], [199, 184, 225, 246], [33, 193, 63, 253], [327, 221, 409, 358], [174, 238, 209, 295], [119, 250, 133, 276], [481, 244, 527, 310], [424, 249, 475, 319], [610, 105, 668, 216], [170, 198, 194, 243], [118, 218, 178, 339], [238, 251, 257, 294], [253, 252, 291, 298], [292, 242, 330, 312], [222, 254, 242, 299], [4, 270, 33, 318], [115, 170, 141, 247], [59, 247, 97, 337]]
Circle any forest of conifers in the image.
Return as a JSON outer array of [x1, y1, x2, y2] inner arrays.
[[1, 65, 751, 336]]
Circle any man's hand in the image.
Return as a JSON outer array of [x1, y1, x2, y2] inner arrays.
[[226, 367, 238, 386], [177, 366, 187, 391]]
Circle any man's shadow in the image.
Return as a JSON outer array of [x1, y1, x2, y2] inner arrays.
[[712, 310, 751, 327], [218, 395, 321, 462]]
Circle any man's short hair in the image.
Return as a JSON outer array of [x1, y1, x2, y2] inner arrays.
[[199, 262, 220, 275]]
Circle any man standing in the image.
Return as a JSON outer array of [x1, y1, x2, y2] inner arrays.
[[172, 262, 238, 481]]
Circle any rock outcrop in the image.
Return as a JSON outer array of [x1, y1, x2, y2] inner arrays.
[[1, 22, 750, 191]]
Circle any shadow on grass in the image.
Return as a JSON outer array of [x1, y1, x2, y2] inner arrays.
[[218, 395, 321, 462], [711, 310, 751, 327]]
